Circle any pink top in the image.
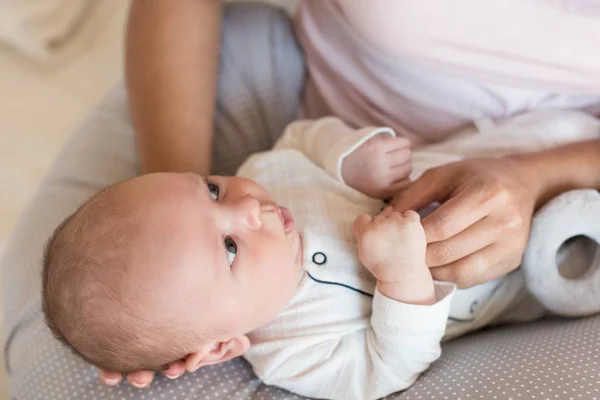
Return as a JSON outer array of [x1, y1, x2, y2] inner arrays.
[[295, 0, 600, 145]]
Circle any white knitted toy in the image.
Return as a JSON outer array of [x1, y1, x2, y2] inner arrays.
[[522, 189, 600, 317]]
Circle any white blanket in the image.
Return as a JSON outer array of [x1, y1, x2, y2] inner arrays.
[[0, 0, 92, 63], [418, 110, 599, 161]]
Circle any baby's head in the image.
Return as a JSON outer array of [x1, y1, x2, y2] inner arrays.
[[42, 172, 302, 373]]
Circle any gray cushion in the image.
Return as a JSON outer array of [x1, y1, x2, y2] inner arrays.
[[396, 315, 600, 399]]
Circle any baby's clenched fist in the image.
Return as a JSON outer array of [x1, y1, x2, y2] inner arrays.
[[342, 134, 412, 199], [352, 207, 427, 284]]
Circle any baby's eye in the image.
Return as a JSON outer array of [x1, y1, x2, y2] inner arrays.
[[207, 183, 220, 200], [224, 236, 237, 265]]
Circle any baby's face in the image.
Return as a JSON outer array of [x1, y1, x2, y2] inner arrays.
[[125, 173, 303, 340]]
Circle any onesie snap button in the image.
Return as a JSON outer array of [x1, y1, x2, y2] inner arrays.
[[470, 301, 479, 314], [312, 252, 327, 265]]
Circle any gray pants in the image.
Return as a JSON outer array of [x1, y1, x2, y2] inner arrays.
[[2, 3, 306, 399]]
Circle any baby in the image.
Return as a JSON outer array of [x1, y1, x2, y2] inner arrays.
[[44, 117, 555, 400]]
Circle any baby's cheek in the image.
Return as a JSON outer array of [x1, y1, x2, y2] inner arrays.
[[262, 260, 296, 297]]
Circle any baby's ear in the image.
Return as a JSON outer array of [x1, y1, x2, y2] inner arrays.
[[185, 335, 250, 373]]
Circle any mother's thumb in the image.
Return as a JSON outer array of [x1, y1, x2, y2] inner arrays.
[[352, 214, 373, 237], [391, 171, 447, 212]]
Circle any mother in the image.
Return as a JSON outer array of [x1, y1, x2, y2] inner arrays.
[[3, 0, 600, 398]]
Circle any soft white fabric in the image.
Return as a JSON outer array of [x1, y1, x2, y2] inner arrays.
[[0, 0, 93, 62], [417, 111, 600, 160]]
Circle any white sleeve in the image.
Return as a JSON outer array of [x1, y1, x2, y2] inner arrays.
[[274, 117, 395, 184], [246, 281, 455, 400]]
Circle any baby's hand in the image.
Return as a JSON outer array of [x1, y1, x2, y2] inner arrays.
[[353, 207, 435, 304], [353, 207, 426, 282], [342, 134, 412, 199]]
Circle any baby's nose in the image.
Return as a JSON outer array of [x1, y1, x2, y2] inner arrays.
[[237, 195, 263, 230]]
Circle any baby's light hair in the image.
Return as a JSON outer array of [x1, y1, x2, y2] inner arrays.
[[42, 183, 201, 373]]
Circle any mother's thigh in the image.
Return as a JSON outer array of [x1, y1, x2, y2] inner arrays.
[[212, 2, 305, 175], [2, 3, 305, 399]]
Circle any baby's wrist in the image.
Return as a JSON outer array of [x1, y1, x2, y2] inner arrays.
[[377, 269, 436, 305]]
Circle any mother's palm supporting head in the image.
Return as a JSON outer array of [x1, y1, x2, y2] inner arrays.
[[42, 172, 303, 373]]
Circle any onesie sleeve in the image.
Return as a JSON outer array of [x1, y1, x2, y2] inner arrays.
[[274, 117, 395, 185], [246, 281, 455, 400]]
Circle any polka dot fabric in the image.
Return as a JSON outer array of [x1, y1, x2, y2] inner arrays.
[[8, 315, 304, 400], [396, 315, 600, 400], [7, 310, 600, 399]]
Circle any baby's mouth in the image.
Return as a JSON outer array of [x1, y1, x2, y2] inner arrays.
[[278, 206, 296, 233], [260, 202, 296, 233]]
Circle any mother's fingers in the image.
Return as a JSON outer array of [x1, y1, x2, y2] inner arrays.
[[98, 369, 122, 386], [381, 181, 411, 200], [163, 360, 187, 379], [429, 244, 519, 288], [126, 370, 156, 389], [426, 216, 499, 267], [391, 168, 452, 214], [421, 187, 492, 243], [99, 362, 186, 389]]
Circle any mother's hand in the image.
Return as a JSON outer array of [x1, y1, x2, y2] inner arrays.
[[391, 157, 540, 288], [98, 360, 187, 388]]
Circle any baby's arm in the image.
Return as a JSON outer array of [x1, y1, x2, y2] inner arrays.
[[274, 118, 412, 198], [247, 211, 455, 400]]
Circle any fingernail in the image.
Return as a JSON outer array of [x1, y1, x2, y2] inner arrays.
[[260, 203, 276, 212], [165, 373, 180, 379], [104, 378, 120, 386], [131, 381, 148, 389]]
